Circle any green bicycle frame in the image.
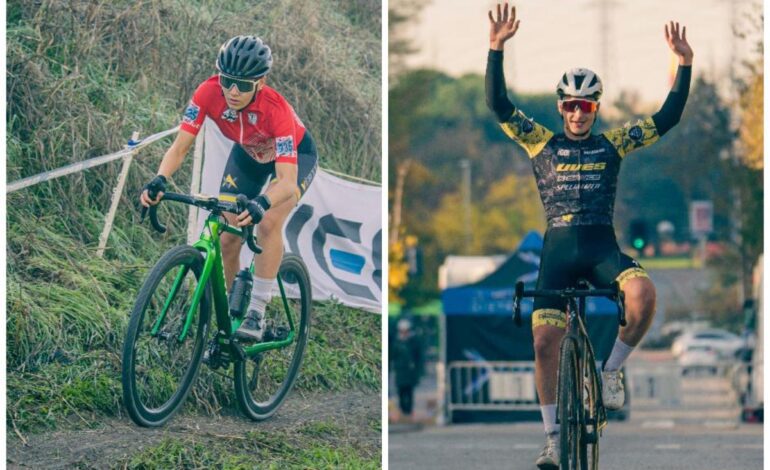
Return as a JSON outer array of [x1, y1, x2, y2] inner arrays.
[[152, 211, 296, 356]]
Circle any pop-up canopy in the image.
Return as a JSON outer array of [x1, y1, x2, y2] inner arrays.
[[441, 230, 620, 362]]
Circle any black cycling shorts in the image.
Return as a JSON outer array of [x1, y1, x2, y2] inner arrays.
[[219, 130, 318, 202], [532, 225, 648, 330]]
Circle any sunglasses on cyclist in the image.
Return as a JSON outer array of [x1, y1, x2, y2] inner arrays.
[[560, 99, 599, 113], [219, 73, 261, 93]]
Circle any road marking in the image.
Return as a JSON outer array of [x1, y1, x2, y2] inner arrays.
[[655, 444, 681, 450], [703, 420, 738, 429], [513, 443, 540, 450], [724, 444, 763, 450], [641, 420, 675, 429]]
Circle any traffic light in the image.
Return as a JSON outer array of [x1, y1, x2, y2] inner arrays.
[[628, 220, 649, 253]]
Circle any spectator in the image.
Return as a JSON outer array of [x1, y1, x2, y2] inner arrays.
[[392, 318, 423, 421]]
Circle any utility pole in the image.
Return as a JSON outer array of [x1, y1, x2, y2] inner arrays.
[[591, 0, 618, 85], [460, 159, 472, 250], [391, 159, 412, 245]]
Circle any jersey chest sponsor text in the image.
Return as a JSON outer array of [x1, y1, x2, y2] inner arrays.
[[555, 162, 607, 172]]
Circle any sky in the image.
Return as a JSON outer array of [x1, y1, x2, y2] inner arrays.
[[403, 0, 762, 104]]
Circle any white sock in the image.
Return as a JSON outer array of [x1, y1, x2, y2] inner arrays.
[[604, 338, 635, 371], [248, 277, 274, 315], [540, 404, 558, 436]]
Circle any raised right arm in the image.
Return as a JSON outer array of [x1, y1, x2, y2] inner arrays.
[[485, 3, 520, 121], [485, 49, 515, 122], [485, 4, 553, 158]]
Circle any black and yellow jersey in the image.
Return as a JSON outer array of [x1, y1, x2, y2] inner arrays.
[[500, 109, 660, 227], [485, 49, 691, 228]]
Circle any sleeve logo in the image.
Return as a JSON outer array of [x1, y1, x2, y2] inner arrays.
[[183, 102, 200, 123], [521, 119, 534, 134], [628, 125, 643, 141], [276, 136, 294, 157]]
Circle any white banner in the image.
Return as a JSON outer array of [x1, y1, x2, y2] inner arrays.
[[196, 119, 382, 312]]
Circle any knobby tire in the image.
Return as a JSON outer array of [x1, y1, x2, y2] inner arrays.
[[122, 245, 210, 427], [233, 254, 311, 421]]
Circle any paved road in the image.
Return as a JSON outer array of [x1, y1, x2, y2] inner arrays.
[[389, 420, 762, 469], [389, 353, 763, 469]]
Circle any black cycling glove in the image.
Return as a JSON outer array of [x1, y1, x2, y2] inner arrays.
[[245, 194, 272, 225], [144, 175, 167, 200]]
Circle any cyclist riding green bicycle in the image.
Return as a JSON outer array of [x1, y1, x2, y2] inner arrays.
[[140, 35, 318, 342], [485, 4, 692, 468]]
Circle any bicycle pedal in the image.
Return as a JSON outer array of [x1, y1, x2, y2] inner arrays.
[[265, 326, 289, 342]]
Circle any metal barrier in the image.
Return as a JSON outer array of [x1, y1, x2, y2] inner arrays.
[[447, 361, 539, 422], [628, 365, 683, 407]]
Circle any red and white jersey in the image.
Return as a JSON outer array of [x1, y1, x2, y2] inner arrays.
[[180, 75, 306, 164]]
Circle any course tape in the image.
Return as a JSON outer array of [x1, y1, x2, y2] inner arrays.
[[7, 125, 380, 192], [7, 126, 180, 193], [322, 168, 380, 186]]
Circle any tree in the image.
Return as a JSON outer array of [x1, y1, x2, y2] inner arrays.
[[607, 77, 734, 244], [388, 0, 427, 80], [737, 71, 763, 170], [432, 173, 544, 255]]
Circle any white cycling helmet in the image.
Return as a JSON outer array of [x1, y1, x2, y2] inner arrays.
[[556, 68, 603, 100]]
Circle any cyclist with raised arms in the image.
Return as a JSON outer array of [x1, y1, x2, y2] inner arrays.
[[140, 35, 318, 341], [485, 4, 692, 468]]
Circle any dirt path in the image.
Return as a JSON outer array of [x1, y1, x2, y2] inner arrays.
[[7, 390, 380, 469]]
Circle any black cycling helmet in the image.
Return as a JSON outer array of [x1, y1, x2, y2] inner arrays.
[[216, 35, 272, 79]]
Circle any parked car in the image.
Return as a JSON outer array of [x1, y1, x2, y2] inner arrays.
[[678, 344, 720, 375], [671, 328, 745, 359]]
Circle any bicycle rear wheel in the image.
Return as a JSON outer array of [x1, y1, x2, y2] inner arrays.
[[122, 245, 210, 427], [559, 336, 585, 470], [234, 254, 311, 420]]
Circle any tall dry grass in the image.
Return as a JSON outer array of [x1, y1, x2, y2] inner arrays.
[[7, 0, 382, 433]]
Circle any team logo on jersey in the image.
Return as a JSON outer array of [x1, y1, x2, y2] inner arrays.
[[248, 112, 258, 125], [276, 136, 294, 158], [629, 125, 643, 141], [557, 149, 571, 157], [221, 108, 237, 123], [521, 119, 534, 134], [183, 102, 200, 123], [221, 174, 238, 189]]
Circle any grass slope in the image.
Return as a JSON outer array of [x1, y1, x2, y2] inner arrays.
[[6, 0, 383, 444]]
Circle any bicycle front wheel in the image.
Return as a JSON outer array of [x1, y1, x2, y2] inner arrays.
[[122, 245, 210, 427], [234, 254, 311, 421], [559, 336, 585, 470], [583, 354, 601, 470]]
